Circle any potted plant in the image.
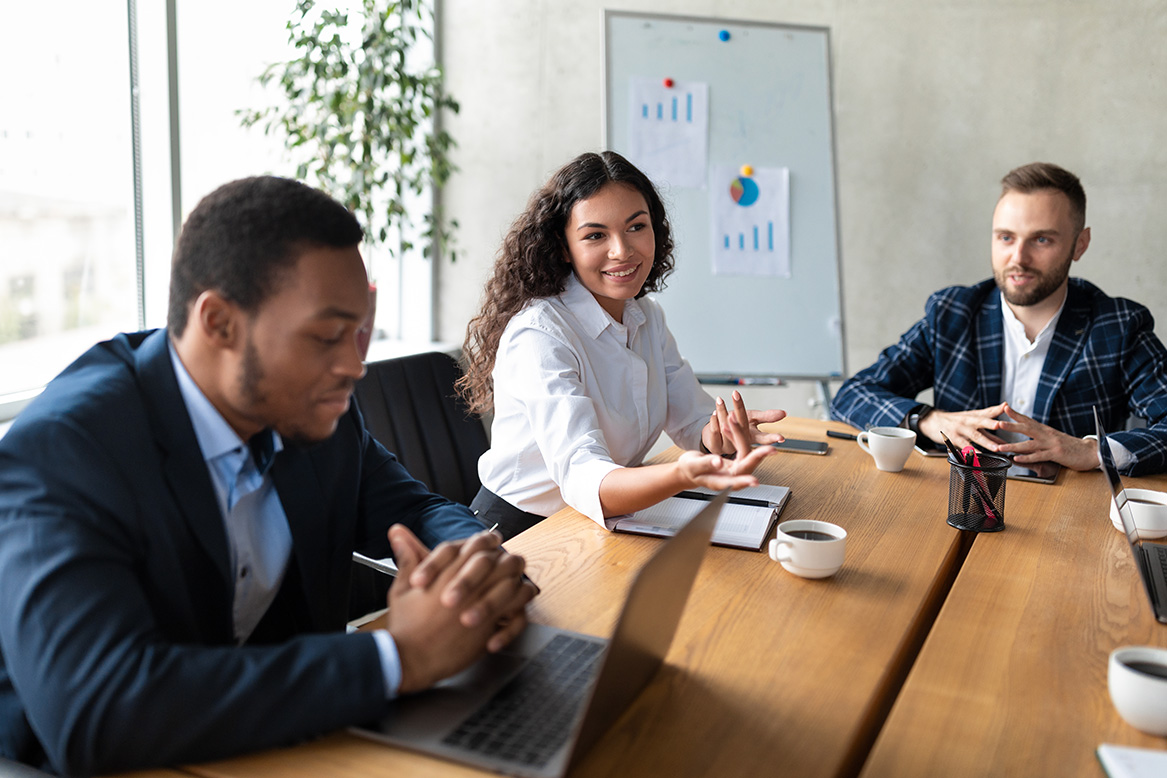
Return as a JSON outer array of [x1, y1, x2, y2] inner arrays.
[[240, 0, 458, 342]]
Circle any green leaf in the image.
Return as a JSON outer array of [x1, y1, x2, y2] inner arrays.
[[238, 0, 457, 263]]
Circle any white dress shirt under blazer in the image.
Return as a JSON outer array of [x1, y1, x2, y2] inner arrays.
[[999, 299, 1126, 466], [478, 273, 715, 524]]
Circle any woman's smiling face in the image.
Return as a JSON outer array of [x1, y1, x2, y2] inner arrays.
[[563, 182, 656, 322]]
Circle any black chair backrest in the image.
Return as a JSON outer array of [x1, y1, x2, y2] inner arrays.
[[353, 351, 489, 506]]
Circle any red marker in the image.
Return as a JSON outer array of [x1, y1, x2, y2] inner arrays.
[[961, 445, 1000, 528], [663, 77, 674, 88]]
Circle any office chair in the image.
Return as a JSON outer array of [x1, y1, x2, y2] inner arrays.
[[353, 351, 489, 506], [348, 351, 490, 617]]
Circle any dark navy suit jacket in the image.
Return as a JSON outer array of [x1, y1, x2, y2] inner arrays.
[[0, 329, 485, 775], [830, 278, 1167, 475]]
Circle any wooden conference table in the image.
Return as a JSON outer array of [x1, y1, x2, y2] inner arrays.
[[861, 438, 1167, 775], [106, 417, 1167, 778]]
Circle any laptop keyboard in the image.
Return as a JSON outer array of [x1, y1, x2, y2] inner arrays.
[[1148, 543, 1167, 578], [1145, 543, 1167, 615], [441, 634, 605, 768]]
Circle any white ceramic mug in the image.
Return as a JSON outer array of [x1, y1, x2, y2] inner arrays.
[[856, 426, 917, 472], [1110, 488, 1167, 540], [768, 520, 847, 579], [1109, 646, 1167, 735]]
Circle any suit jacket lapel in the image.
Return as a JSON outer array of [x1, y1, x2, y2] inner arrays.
[[975, 289, 1005, 409], [1034, 283, 1091, 425], [271, 452, 331, 628], [134, 330, 233, 588]]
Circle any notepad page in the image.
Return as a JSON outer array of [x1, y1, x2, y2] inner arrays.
[[615, 498, 776, 549], [710, 503, 776, 547], [1097, 743, 1167, 778]]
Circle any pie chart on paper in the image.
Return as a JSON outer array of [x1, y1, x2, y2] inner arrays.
[[729, 176, 760, 206]]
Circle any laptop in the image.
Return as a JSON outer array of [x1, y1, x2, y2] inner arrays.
[[1096, 408, 1167, 624], [351, 490, 727, 777]]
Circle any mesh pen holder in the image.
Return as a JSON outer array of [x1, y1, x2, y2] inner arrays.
[[946, 453, 1010, 532]]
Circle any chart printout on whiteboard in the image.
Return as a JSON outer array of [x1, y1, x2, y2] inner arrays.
[[626, 77, 709, 189], [712, 165, 790, 277]]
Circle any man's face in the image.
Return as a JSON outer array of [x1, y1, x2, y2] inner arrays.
[[991, 189, 1089, 307], [229, 244, 370, 443]]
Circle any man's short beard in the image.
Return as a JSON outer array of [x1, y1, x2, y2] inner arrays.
[[239, 334, 265, 409], [238, 332, 350, 446], [994, 245, 1075, 307]]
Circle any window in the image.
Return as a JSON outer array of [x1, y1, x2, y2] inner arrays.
[[1, 2, 441, 423], [0, 2, 138, 402]]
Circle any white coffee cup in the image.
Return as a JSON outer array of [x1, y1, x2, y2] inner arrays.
[[856, 426, 917, 472], [768, 520, 847, 579], [1109, 645, 1167, 735], [1110, 488, 1167, 540]]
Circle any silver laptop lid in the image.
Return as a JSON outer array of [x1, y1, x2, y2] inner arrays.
[[1097, 409, 1138, 544], [565, 489, 725, 770], [350, 489, 726, 778], [1095, 408, 1157, 605]]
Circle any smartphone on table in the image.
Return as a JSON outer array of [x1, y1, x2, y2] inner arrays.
[[918, 436, 1060, 484], [914, 437, 948, 457], [768, 438, 829, 455]]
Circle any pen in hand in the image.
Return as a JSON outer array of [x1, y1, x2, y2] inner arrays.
[[483, 522, 541, 594], [353, 523, 500, 576], [352, 551, 398, 577]]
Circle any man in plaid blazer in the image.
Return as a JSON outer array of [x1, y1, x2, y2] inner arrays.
[[831, 163, 1167, 476]]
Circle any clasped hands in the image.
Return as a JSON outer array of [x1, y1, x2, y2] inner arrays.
[[683, 389, 787, 490], [917, 401, 1100, 471], [385, 524, 537, 695]]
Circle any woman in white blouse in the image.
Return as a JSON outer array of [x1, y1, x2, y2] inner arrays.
[[459, 151, 786, 538]]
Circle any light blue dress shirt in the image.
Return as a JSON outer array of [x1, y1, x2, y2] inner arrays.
[[168, 344, 400, 696]]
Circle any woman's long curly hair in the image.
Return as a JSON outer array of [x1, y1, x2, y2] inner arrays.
[[457, 151, 675, 416]]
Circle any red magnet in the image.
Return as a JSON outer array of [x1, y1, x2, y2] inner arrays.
[[663, 78, 675, 88]]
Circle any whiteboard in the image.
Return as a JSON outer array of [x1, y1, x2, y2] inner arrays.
[[604, 11, 845, 380]]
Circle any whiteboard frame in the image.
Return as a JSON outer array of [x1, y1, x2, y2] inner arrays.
[[602, 10, 847, 382]]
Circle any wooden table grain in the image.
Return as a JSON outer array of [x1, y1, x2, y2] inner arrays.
[[169, 417, 971, 778], [861, 467, 1167, 777]]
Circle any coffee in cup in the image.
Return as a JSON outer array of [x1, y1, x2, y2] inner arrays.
[[1109, 646, 1167, 735], [768, 520, 846, 579], [785, 530, 836, 541], [856, 426, 917, 472]]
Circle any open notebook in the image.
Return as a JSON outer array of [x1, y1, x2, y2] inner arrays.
[[605, 484, 791, 550]]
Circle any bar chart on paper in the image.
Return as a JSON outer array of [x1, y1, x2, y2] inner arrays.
[[627, 77, 709, 189], [641, 91, 696, 122], [714, 165, 790, 277]]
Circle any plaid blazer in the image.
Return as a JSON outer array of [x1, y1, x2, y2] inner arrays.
[[830, 278, 1167, 475]]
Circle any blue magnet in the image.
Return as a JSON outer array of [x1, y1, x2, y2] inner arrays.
[[718, 30, 730, 42]]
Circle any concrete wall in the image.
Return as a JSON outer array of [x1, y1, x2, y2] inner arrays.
[[437, 0, 1167, 420]]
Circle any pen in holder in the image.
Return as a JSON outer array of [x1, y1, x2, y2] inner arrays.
[[945, 452, 1009, 532]]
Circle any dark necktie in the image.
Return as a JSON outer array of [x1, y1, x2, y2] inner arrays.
[[248, 429, 276, 474]]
